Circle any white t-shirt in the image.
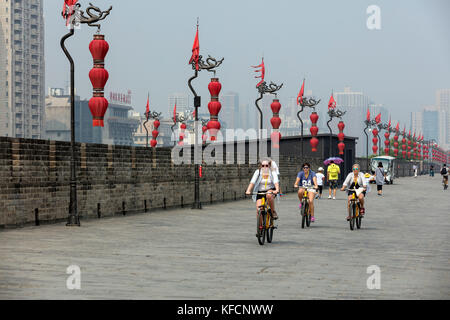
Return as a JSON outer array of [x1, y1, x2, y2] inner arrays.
[[250, 169, 279, 192], [316, 173, 325, 186]]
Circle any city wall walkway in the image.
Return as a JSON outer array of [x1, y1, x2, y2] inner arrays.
[[0, 176, 448, 299]]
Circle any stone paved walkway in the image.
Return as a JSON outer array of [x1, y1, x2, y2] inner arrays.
[[0, 176, 449, 299]]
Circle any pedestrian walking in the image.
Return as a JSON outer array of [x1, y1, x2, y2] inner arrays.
[[315, 167, 325, 199], [327, 161, 340, 200], [413, 164, 418, 178], [430, 164, 434, 177], [375, 162, 386, 196]]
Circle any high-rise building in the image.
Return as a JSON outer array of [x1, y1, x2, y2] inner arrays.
[[168, 93, 189, 118], [334, 87, 370, 156], [436, 89, 450, 148], [0, 0, 45, 139], [221, 92, 239, 129], [410, 111, 423, 135], [422, 107, 439, 142]]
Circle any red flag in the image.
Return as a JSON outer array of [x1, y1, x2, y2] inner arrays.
[[328, 93, 336, 110], [388, 117, 391, 128], [375, 113, 381, 124], [189, 25, 200, 71], [366, 109, 371, 121], [173, 101, 177, 123], [252, 58, 265, 87], [396, 122, 400, 131], [145, 93, 150, 119], [297, 80, 305, 105], [62, 0, 78, 26]]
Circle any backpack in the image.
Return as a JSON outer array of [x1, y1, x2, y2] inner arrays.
[[441, 167, 448, 175]]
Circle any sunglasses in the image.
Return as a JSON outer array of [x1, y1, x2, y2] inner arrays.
[[262, 164, 269, 167], [353, 168, 359, 171]]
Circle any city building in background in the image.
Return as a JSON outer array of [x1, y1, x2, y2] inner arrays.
[[168, 92, 189, 117], [436, 89, 450, 149], [45, 88, 139, 146], [133, 113, 172, 147], [0, 0, 45, 139], [221, 92, 239, 130], [334, 87, 370, 156]]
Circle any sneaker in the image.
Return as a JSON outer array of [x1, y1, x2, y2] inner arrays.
[[311, 217, 315, 222], [272, 211, 279, 220], [328, 195, 332, 199], [333, 197, 336, 200]]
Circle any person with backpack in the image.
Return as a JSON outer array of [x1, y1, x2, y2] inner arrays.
[[441, 164, 448, 190]]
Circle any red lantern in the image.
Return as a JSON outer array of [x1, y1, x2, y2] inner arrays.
[[153, 120, 160, 130], [309, 112, 319, 152], [89, 67, 109, 90], [337, 121, 345, 155], [88, 96, 108, 127], [207, 78, 222, 141], [271, 131, 282, 149], [89, 34, 110, 62], [270, 99, 282, 148], [150, 140, 157, 148], [202, 125, 207, 143], [88, 34, 109, 127]]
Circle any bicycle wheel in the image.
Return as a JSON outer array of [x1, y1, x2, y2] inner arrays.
[[349, 203, 355, 230], [356, 203, 362, 229], [306, 202, 311, 228], [301, 200, 308, 229], [266, 209, 273, 243], [257, 209, 266, 245]]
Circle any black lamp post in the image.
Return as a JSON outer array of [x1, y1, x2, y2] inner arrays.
[[188, 39, 224, 210], [61, 3, 112, 227]]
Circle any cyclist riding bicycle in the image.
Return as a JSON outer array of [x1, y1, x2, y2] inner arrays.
[[246, 159, 280, 220], [294, 163, 319, 222], [341, 164, 367, 221], [441, 164, 448, 188]]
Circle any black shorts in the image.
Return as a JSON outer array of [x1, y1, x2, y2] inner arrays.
[[377, 185, 383, 191], [348, 190, 366, 197], [329, 180, 338, 189], [318, 185, 323, 194], [256, 188, 276, 201]]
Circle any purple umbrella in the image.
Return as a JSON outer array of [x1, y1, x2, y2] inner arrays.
[[324, 157, 344, 166]]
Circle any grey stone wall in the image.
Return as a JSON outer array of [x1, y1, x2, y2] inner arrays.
[[0, 137, 326, 228]]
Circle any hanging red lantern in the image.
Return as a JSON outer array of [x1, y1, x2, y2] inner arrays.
[[337, 121, 345, 155], [207, 78, 222, 141], [89, 66, 109, 91], [309, 112, 319, 152], [271, 132, 282, 149], [88, 34, 109, 127], [270, 99, 282, 149], [89, 34, 110, 62], [88, 95, 108, 127], [372, 128, 379, 155], [384, 131, 391, 156]]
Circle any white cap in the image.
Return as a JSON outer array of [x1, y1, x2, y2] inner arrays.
[[318, 167, 324, 171]]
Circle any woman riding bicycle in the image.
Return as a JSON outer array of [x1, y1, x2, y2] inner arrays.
[[246, 159, 280, 220], [294, 163, 318, 222], [341, 164, 367, 221]]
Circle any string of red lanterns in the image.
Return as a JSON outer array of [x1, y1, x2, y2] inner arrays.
[[179, 123, 187, 146], [393, 123, 400, 158], [151, 119, 160, 148], [270, 99, 282, 149], [337, 121, 345, 155], [207, 78, 222, 141], [88, 34, 110, 127], [384, 121, 391, 156], [309, 112, 319, 152], [372, 127, 379, 155]]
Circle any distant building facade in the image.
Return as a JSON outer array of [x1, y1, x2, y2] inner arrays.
[[0, 0, 45, 139]]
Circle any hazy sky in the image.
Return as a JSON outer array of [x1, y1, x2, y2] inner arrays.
[[44, 0, 450, 124]]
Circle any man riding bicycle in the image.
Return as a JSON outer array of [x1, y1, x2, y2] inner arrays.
[[441, 164, 448, 189], [341, 164, 367, 221], [294, 163, 319, 222], [246, 159, 280, 220]]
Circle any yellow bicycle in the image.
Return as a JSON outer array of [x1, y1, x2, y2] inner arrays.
[[255, 192, 276, 245], [347, 188, 362, 230]]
